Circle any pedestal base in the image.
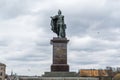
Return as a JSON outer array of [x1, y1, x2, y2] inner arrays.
[[42, 72, 78, 77], [51, 64, 69, 72]]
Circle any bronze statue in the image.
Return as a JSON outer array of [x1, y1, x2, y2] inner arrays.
[[50, 10, 66, 38]]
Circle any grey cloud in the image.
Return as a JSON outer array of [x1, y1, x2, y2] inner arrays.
[[0, 0, 41, 20], [7, 56, 48, 62], [70, 38, 120, 54], [0, 39, 9, 47], [6, 41, 51, 62], [0, 1, 25, 19], [63, 1, 120, 39], [100, 57, 120, 66], [70, 59, 99, 65]]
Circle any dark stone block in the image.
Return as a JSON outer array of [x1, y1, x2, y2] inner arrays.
[[51, 64, 69, 72]]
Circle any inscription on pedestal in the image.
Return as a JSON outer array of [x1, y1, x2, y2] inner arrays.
[[54, 48, 66, 64]]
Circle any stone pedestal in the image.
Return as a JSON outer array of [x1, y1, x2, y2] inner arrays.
[[50, 37, 69, 72], [42, 37, 77, 77]]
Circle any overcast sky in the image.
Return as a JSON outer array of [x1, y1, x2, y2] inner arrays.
[[0, 0, 120, 76]]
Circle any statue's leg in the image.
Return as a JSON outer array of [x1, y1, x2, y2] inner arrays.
[[63, 25, 66, 38], [63, 26, 66, 37], [60, 26, 65, 38], [62, 31, 65, 38], [59, 25, 62, 38], [57, 24, 60, 37], [64, 30, 66, 37]]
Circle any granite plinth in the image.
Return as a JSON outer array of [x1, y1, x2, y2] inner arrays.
[[42, 72, 78, 77], [51, 64, 69, 72]]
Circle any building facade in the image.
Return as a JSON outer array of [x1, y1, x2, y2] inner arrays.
[[0, 63, 6, 80], [79, 69, 108, 77]]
